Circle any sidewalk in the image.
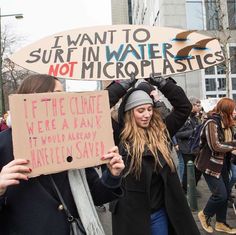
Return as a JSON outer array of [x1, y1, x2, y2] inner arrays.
[[96, 164, 236, 235], [192, 178, 236, 235]]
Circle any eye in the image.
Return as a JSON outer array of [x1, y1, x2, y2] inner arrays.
[[137, 108, 145, 113]]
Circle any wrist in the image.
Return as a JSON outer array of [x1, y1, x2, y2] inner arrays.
[[115, 80, 131, 91], [101, 169, 122, 188], [154, 98, 161, 102], [0, 188, 6, 197]]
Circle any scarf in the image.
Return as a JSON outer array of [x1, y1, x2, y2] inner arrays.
[[68, 169, 105, 235], [221, 121, 233, 142]]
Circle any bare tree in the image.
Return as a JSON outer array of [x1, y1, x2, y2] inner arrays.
[[1, 23, 30, 111], [206, 0, 233, 98], [3, 59, 31, 110]]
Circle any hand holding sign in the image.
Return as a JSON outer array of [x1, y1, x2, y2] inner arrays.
[[147, 75, 176, 90], [101, 146, 125, 177], [0, 159, 31, 196]]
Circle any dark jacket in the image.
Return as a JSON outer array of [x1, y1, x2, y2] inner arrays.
[[195, 114, 236, 178], [0, 128, 122, 235], [108, 80, 200, 235], [175, 113, 200, 154]]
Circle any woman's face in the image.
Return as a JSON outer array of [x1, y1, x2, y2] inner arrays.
[[232, 108, 236, 119], [133, 104, 153, 128], [54, 80, 63, 92]]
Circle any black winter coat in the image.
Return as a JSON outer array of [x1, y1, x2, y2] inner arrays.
[[175, 113, 200, 154], [0, 128, 122, 235], [107, 81, 200, 235]]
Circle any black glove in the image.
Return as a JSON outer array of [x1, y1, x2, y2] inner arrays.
[[115, 73, 137, 90], [147, 74, 176, 90]]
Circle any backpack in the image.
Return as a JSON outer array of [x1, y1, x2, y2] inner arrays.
[[188, 119, 214, 155]]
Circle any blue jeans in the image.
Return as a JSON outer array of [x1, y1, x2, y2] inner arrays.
[[203, 171, 229, 223], [229, 163, 236, 193], [150, 208, 168, 235], [177, 151, 184, 183]]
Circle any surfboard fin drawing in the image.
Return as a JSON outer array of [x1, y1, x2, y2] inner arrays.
[[175, 45, 195, 60], [194, 38, 216, 49], [175, 37, 216, 60], [174, 30, 197, 41]]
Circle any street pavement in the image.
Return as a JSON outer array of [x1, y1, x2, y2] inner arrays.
[[193, 178, 236, 235], [97, 204, 112, 235], [97, 177, 236, 235]]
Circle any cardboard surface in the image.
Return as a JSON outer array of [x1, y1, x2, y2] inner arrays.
[[201, 98, 220, 113], [10, 25, 224, 80], [9, 90, 114, 177]]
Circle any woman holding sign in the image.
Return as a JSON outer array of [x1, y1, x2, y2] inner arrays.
[[107, 76, 200, 235], [0, 74, 124, 235]]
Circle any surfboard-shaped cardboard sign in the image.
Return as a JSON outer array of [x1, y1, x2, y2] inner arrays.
[[9, 90, 114, 177], [10, 25, 224, 80]]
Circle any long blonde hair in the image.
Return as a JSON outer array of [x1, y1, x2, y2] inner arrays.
[[120, 108, 175, 178]]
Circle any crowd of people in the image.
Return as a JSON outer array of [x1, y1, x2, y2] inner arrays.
[[0, 73, 235, 234], [0, 111, 9, 132]]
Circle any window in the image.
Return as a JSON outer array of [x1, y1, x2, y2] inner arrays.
[[205, 66, 215, 75], [217, 78, 226, 91], [206, 95, 217, 98], [232, 77, 236, 89], [217, 63, 226, 74], [186, 1, 204, 30], [205, 78, 216, 91], [233, 94, 236, 101], [227, 0, 236, 30], [230, 47, 236, 74], [205, 0, 219, 30], [128, 0, 133, 24], [218, 94, 226, 98]]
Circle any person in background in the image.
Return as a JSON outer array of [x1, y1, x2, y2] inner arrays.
[[195, 98, 236, 234], [175, 96, 202, 194], [228, 157, 236, 207], [0, 74, 125, 235], [172, 135, 184, 183], [107, 75, 200, 235], [228, 115, 236, 207], [0, 112, 9, 132]]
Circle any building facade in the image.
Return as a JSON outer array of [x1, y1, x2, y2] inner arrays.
[[111, 0, 236, 100], [111, 0, 132, 24]]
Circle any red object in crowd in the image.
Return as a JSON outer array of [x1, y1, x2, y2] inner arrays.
[[0, 120, 8, 132]]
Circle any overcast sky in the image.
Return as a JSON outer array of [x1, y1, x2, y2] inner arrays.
[[1, 0, 112, 50]]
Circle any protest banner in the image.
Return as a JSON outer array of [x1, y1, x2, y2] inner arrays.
[[201, 98, 220, 112], [9, 90, 114, 177], [10, 25, 224, 80]]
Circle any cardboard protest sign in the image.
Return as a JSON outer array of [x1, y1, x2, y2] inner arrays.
[[10, 25, 224, 80], [9, 90, 114, 177], [201, 98, 220, 112]]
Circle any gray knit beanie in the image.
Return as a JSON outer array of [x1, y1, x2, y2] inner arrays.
[[124, 90, 153, 112]]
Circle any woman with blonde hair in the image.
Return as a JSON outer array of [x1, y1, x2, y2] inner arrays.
[[196, 97, 236, 234], [107, 76, 200, 235]]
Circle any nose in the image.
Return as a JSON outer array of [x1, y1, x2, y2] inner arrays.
[[144, 110, 152, 118]]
